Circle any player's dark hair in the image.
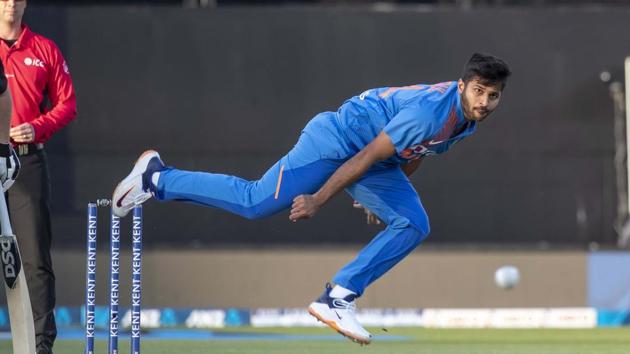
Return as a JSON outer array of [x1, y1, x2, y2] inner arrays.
[[461, 53, 511, 90]]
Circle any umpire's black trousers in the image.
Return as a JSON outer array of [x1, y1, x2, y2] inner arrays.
[[7, 148, 56, 349]]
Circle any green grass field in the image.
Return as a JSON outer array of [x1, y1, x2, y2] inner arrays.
[[2, 327, 630, 354]]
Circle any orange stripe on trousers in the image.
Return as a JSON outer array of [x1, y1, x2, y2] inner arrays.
[[274, 164, 285, 200]]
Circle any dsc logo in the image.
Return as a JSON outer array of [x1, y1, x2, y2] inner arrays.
[[0, 237, 16, 279], [24, 57, 45, 68]]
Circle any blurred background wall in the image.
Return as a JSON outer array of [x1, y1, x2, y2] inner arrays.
[[22, 5, 628, 248], [0, 3, 626, 308], [51, 249, 588, 308]]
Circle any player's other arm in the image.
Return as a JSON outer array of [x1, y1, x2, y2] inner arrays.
[[290, 131, 396, 221]]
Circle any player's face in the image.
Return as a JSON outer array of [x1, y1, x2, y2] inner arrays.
[[0, 0, 26, 25], [458, 78, 502, 122]]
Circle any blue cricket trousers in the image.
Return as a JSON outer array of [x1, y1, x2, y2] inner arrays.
[[154, 112, 430, 296]]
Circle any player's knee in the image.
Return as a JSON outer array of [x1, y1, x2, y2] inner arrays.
[[412, 209, 430, 236], [414, 215, 430, 238], [390, 213, 429, 234], [241, 209, 264, 220], [412, 224, 429, 245], [240, 205, 274, 220], [390, 214, 430, 245], [406, 223, 429, 247]]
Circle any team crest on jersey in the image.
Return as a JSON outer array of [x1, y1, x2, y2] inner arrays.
[[400, 143, 437, 160]]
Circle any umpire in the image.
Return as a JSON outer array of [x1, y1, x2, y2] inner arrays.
[[0, 1, 77, 353]]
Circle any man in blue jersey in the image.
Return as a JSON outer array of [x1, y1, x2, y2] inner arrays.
[[112, 52, 511, 344]]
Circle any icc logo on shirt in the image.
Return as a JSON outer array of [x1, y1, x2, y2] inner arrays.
[[24, 57, 45, 68]]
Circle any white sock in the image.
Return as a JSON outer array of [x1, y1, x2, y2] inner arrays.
[[151, 172, 161, 187], [329, 285, 356, 299]]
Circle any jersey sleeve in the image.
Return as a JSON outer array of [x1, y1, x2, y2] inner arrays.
[[30, 41, 77, 142], [382, 105, 433, 155]]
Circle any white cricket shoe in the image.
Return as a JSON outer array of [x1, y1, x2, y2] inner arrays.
[[112, 150, 164, 217], [308, 283, 372, 345]]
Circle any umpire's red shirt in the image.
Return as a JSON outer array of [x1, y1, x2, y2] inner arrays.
[[0, 25, 77, 143]]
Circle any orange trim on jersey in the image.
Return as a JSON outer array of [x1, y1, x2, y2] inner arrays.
[[274, 164, 285, 200], [378, 85, 426, 98]]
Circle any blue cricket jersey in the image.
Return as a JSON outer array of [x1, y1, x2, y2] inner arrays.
[[335, 81, 476, 165]]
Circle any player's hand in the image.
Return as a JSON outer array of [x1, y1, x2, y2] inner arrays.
[[352, 200, 382, 225], [10, 123, 35, 143], [0, 144, 19, 192], [290, 194, 322, 222]]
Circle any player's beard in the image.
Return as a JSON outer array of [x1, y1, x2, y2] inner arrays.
[[460, 92, 491, 122], [460, 92, 474, 121]]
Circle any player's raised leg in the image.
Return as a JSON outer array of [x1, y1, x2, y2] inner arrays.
[[152, 156, 343, 219], [309, 166, 429, 344], [113, 112, 353, 218]]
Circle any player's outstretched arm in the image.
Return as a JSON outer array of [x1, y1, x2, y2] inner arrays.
[[289, 131, 396, 222]]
